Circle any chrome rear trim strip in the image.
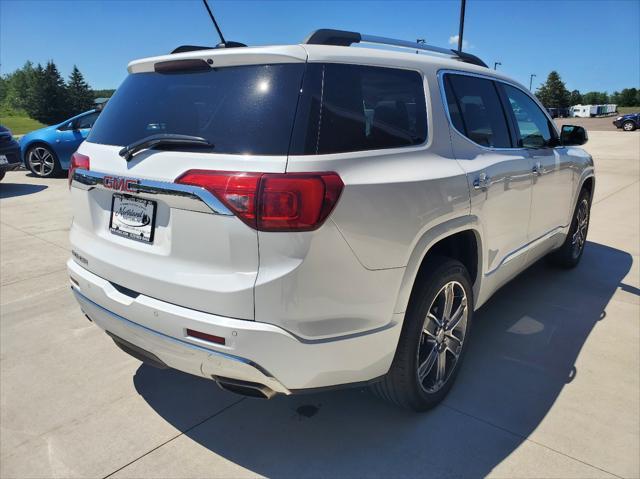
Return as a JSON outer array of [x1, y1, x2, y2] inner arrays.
[[72, 168, 233, 215]]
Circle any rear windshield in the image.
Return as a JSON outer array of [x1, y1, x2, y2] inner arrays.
[[88, 63, 305, 155]]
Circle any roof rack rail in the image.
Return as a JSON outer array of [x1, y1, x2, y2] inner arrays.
[[304, 29, 488, 68], [171, 41, 247, 54]]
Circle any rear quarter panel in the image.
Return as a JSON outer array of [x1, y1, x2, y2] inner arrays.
[[283, 60, 472, 325]]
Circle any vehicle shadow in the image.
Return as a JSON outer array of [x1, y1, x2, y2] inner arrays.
[[133, 241, 632, 477], [0, 182, 48, 199]]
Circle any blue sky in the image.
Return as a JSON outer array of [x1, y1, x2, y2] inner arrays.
[[1, 0, 638, 93]]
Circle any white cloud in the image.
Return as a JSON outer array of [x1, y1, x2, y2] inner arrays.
[[448, 35, 470, 49]]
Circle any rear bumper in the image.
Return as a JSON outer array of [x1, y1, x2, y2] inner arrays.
[[68, 259, 402, 392], [73, 287, 291, 394]]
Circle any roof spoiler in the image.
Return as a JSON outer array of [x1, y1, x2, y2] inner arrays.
[[171, 41, 247, 54], [304, 29, 488, 68]]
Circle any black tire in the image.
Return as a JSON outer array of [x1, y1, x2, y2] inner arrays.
[[622, 121, 637, 132], [0, 170, 5, 182], [372, 257, 473, 411], [26, 144, 62, 178], [549, 188, 591, 268]]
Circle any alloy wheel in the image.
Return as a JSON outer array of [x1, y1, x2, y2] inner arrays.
[[28, 147, 56, 177], [416, 280, 468, 393], [571, 198, 589, 258], [623, 122, 635, 131]]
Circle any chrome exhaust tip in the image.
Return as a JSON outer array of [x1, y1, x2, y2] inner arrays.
[[213, 376, 278, 399]]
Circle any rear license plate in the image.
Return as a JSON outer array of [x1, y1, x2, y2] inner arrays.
[[109, 194, 156, 243], [0, 155, 7, 165]]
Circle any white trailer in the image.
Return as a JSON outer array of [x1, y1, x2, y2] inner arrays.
[[571, 105, 591, 117], [570, 104, 618, 118]]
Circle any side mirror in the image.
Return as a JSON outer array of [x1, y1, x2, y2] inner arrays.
[[561, 125, 588, 146]]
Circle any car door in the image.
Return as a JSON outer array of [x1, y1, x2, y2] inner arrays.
[[499, 84, 573, 242], [442, 72, 534, 294], [57, 112, 100, 166]]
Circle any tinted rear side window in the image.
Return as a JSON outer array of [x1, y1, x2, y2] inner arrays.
[[444, 74, 512, 148], [290, 64, 427, 155], [88, 64, 305, 155]]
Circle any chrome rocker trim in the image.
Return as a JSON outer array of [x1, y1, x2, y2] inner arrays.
[[72, 168, 233, 216], [485, 226, 567, 276]]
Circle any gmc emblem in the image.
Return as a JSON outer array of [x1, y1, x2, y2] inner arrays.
[[103, 176, 139, 193]]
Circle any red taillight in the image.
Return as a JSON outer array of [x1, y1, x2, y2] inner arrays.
[[175, 170, 344, 232], [68, 152, 90, 188]]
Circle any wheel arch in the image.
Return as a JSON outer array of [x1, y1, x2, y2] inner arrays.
[[394, 216, 482, 315], [566, 164, 596, 224], [581, 175, 595, 197]]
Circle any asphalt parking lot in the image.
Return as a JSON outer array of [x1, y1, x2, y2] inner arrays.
[[1, 130, 639, 478]]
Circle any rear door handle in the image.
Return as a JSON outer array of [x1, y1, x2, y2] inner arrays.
[[533, 161, 545, 175], [473, 172, 490, 190]]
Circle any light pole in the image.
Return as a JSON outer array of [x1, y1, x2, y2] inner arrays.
[[529, 73, 537, 90], [494, 62, 501, 70], [457, 0, 466, 52]]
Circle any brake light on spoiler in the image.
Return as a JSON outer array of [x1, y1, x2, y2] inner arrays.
[[175, 170, 344, 232]]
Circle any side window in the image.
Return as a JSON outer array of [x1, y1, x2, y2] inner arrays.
[[292, 64, 427, 155], [444, 74, 512, 148], [76, 112, 99, 129], [501, 84, 554, 148]]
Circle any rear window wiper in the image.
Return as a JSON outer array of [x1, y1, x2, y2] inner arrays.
[[119, 134, 214, 161]]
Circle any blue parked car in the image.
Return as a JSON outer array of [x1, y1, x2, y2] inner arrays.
[[20, 109, 100, 178], [613, 112, 639, 132]]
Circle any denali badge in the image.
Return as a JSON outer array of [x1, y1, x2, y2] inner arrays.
[[72, 250, 89, 266], [104, 176, 139, 193]]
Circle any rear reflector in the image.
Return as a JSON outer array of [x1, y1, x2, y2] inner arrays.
[[175, 170, 343, 231], [68, 152, 90, 188], [186, 329, 226, 345]]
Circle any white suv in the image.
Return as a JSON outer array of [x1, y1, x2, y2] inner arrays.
[[68, 30, 594, 410]]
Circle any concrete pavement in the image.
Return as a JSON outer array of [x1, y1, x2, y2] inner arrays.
[[1, 131, 638, 478]]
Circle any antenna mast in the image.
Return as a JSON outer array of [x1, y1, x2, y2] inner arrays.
[[202, 0, 227, 46]]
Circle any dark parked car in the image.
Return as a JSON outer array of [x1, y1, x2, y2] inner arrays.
[[613, 113, 639, 131], [547, 107, 570, 119], [0, 125, 22, 181]]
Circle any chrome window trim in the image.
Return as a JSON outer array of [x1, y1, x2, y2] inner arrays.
[[72, 168, 233, 216], [437, 69, 560, 152]]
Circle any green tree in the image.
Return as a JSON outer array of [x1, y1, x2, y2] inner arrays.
[[616, 88, 638, 107], [28, 61, 69, 124], [66, 65, 94, 115], [610, 91, 620, 105], [535, 71, 570, 108], [0, 76, 6, 106], [582, 91, 609, 105], [2, 61, 38, 112], [568, 89, 582, 106], [92, 88, 115, 99]]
